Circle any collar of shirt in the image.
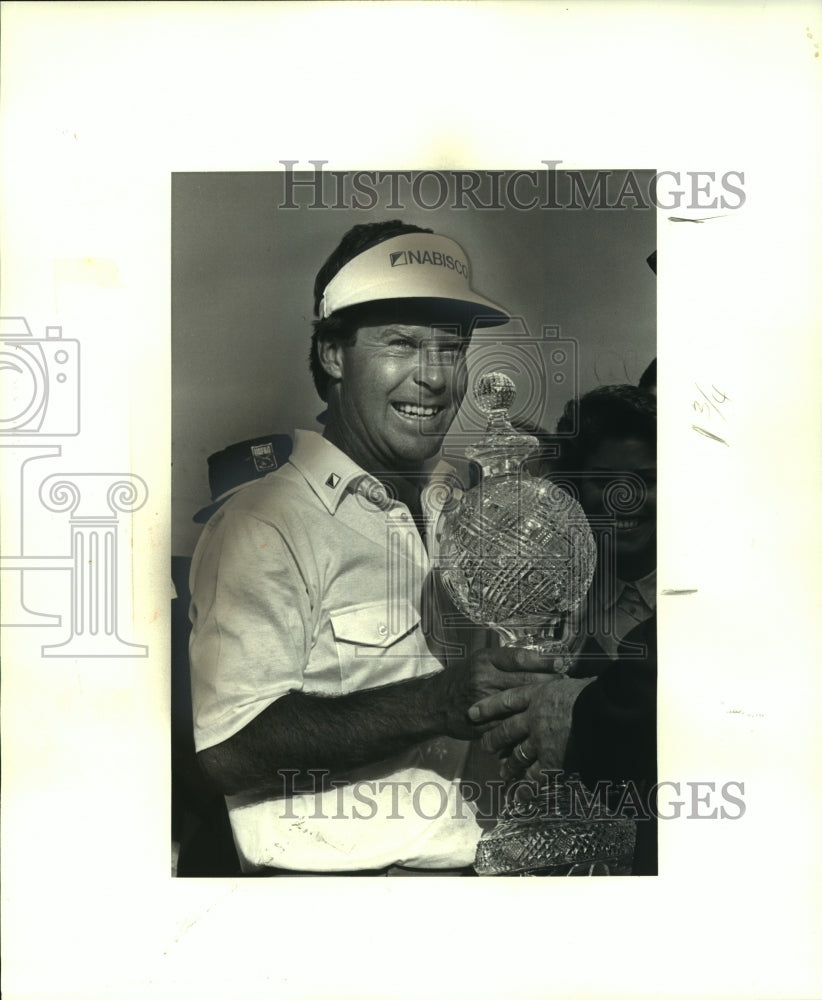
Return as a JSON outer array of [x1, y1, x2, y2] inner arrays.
[[602, 568, 657, 615], [633, 569, 657, 611], [287, 430, 460, 527]]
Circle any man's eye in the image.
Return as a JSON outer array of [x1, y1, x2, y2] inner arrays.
[[389, 338, 416, 350]]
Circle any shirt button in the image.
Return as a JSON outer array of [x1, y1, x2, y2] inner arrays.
[[400, 513, 409, 521], [377, 624, 388, 637]]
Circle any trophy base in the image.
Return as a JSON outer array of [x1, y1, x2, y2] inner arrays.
[[473, 777, 637, 876]]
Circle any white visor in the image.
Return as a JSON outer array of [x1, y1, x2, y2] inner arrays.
[[317, 233, 510, 327]]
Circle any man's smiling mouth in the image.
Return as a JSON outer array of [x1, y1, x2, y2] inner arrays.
[[391, 403, 445, 420]]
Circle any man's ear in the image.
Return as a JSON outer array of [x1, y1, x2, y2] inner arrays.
[[317, 339, 345, 381]]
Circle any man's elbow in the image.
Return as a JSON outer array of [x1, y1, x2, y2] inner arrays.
[[196, 743, 243, 797]]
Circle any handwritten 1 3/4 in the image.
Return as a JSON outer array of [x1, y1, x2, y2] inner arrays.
[[692, 384, 731, 446]]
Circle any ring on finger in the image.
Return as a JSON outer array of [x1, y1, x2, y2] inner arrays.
[[513, 742, 535, 766]]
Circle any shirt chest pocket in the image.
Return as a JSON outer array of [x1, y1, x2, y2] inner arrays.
[[329, 600, 425, 693]]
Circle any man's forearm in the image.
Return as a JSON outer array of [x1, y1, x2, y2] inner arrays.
[[198, 670, 460, 796]]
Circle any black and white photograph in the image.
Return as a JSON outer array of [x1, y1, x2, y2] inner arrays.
[[2, 4, 821, 1000], [171, 168, 658, 879]]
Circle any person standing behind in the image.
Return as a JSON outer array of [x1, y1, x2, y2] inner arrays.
[[552, 385, 657, 675]]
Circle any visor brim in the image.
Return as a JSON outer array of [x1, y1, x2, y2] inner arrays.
[[334, 296, 510, 331]]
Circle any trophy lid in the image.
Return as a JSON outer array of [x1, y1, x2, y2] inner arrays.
[[465, 371, 539, 474]]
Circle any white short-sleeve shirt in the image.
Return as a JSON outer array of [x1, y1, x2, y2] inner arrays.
[[189, 430, 482, 872]]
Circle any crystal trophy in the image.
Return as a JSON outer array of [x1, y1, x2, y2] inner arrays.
[[438, 372, 636, 875]]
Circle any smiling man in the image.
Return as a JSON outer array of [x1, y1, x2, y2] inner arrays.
[[188, 220, 537, 875], [319, 320, 467, 512]]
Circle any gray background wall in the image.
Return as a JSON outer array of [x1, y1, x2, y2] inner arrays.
[[172, 170, 655, 556]]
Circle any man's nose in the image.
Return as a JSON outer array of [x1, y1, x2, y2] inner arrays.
[[414, 348, 451, 392]]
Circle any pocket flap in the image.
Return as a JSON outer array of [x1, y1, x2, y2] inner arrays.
[[329, 600, 421, 648]]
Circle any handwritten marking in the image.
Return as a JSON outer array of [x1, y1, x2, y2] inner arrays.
[[668, 215, 730, 224], [692, 424, 729, 446], [166, 884, 239, 952], [695, 383, 730, 420], [661, 588, 698, 596], [692, 383, 731, 444]]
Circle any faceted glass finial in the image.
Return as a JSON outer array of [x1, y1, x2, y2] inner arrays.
[[465, 371, 537, 473], [474, 371, 516, 416]]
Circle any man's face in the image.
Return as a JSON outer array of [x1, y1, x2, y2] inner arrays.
[[578, 436, 656, 568], [326, 323, 468, 473]]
